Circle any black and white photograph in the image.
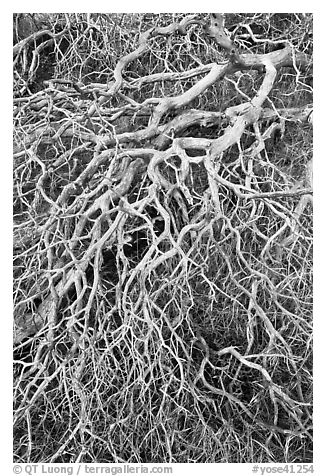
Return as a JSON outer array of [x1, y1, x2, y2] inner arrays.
[[12, 11, 313, 467]]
